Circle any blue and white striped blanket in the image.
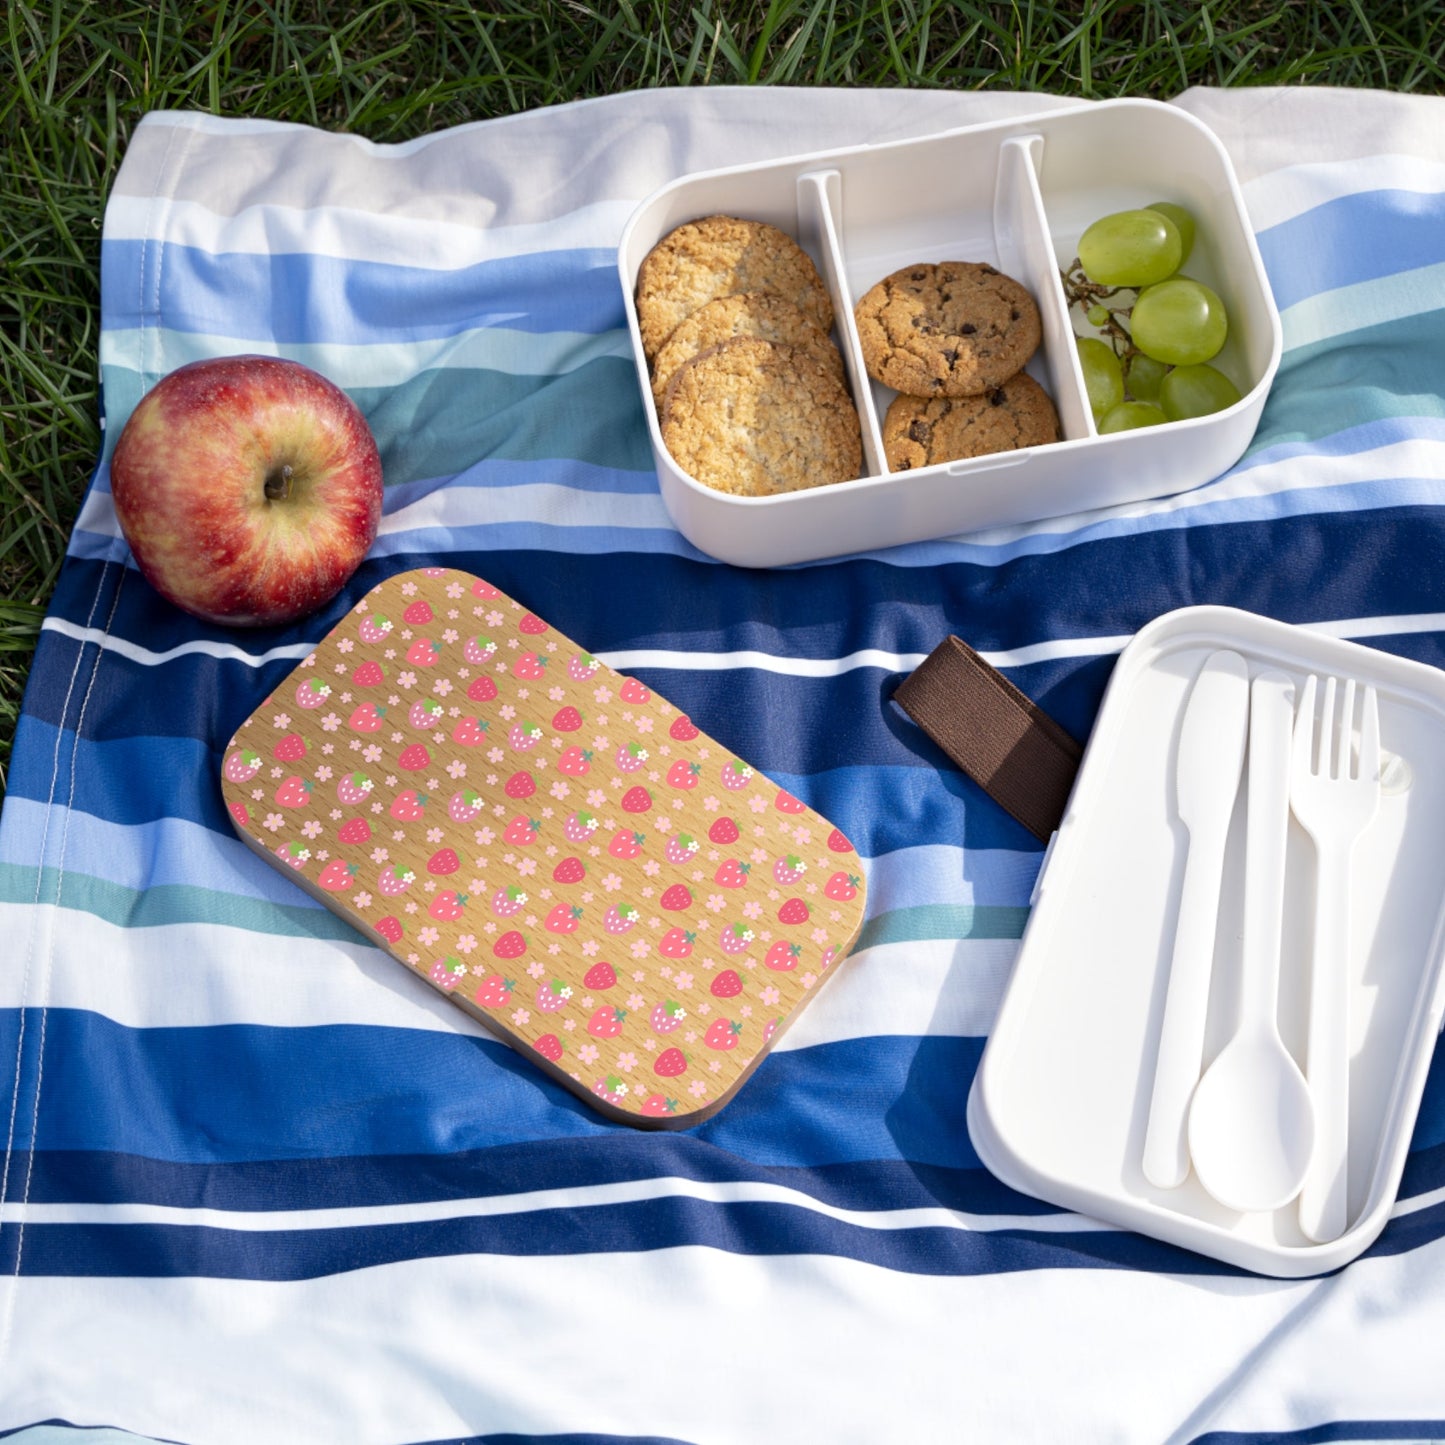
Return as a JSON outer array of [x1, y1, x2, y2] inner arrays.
[[3, 86, 1444, 1444]]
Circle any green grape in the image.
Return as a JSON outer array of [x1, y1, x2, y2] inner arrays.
[[1098, 401, 1168, 433], [1125, 352, 1169, 403], [1077, 209, 1183, 288], [1130, 277, 1228, 366], [1086, 304, 1111, 327], [1146, 202, 1196, 264], [1160, 363, 1242, 420], [1077, 337, 1124, 420]]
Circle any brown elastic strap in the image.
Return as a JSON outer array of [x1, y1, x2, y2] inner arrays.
[[893, 635, 1083, 843]]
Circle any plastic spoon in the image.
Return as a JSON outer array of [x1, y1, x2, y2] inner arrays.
[[1188, 669, 1316, 1213], [1142, 649, 1251, 1190]]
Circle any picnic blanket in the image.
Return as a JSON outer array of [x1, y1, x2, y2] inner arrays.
[[3, 84, 1445, 1444]]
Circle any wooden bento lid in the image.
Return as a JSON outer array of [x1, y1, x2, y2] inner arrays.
[[219, 566, 867, 1127]]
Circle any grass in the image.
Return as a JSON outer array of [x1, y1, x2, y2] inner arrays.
[[2, 0, 1443, 799]]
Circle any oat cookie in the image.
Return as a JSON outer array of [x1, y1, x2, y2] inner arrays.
[[882, 372, 1059, 471], [636, 215, 835, 360], [660, 336, 861, 498], [854, 261, 1041, 397], [650, 291, 844, 409]]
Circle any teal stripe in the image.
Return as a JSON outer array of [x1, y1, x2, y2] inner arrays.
[[0, 861, 358, 942], [854, 903, 1029, 949], [100, 355, 656, 485]]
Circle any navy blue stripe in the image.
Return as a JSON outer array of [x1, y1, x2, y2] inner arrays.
[[100, 240, 625, 342], [1192, 1422, 1445, 1445]]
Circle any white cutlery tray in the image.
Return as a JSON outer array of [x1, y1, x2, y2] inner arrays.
[[967, 606, 1445, 1276]]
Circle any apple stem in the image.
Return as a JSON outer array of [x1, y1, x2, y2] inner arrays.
[[264, 463, 294, 502]]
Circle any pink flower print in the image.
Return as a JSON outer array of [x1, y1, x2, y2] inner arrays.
[[760, 986, 780, 1007], [456, 935, 477, 954], [742, 900, 764, 920], [707, 895, 725, 913], [511, 1009, 530, 1027], [674, 972, 694, 990], [579, 1044, 599, 1065], [263, 813, 284, 833], [748, 796, 768, 813], [354, 891, 372, 909], [362, 744, 383, 763], [301, 819, 323, 839], [418, 926, 439, 947], [617, 1052, 637, 1072], [321, 713, 340, 732], [688, 1080, 707, 1098], [272, 714, 291, 730], [397, 672, 416, 690]]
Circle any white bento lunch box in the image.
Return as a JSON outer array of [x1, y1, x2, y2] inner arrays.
[[968, 607, 1445, 1277], [618, 98, 1282, 568]]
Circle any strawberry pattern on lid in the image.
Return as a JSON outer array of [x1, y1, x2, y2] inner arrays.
[[219, 567, 867, 1127]]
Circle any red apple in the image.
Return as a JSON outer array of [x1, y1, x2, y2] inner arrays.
[[110, 355, 383, 627]]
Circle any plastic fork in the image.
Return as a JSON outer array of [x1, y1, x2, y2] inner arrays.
[[1290, 674, 1381, 1243]]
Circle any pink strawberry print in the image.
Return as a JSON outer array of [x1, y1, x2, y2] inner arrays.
[[608, 828, 644, 861], [429, 890, 468, 922], [405, 638, 441, 668], [492, 885, 528, 917], [402, 599, 434, 625], [820, 945, 839, 971], [711, 969, 743, 999], [765, 940, 801, 972], [338, 817, 371, 846], [714, 859, 750, 888], [471, 578, 500, 598], [452, 716, 489, 747], [621, 786, 652, 814], [374, 916, 404, 945], [773, 854, 807, 886], [390, 790, 428, 822], [563, 810, 597, 842], [567, 653, 599, 682], [593, 1075, 629, 1106], [603, 903, 640, 936], [463, 635, 497, 666], [337, 771, 373, 805], [824, 871, 860, 901], [509, 722, 543, 752], [513, 652, 546, 680], [615, 741, 648, 773], [358, 614, 392, 644], [827, 827, 854, 854], [503, 815, 540, 847], [658, 928, 695, 960], [468, 674, 499, 704], [709, 816, 740, 846], [351, 660, 384, 688], [493, 930, 527, 959], [274, 776, 311, 808], [427, 848, 461, 876], [639, 1093, 678, 1117], [557, 746, 592, 776], [448, 789, 483, 823], [295, 678, 331, 709], [587, 1006, 626, 1039], [650, 1000, 686, 1034], [778, 898, 810, 926], [553, 856, 586, 885], [474, 974, 514, 1009], [618, 678, 651, 704], [409, 698, 443, 730], [275, 840, 311, 870], [583, 960, 617, 991], [272, 732, 307, 762], [665, 760, 700, 790], [545, 904, 583, 935], [519, 612, 548, 635], [223, 749, 262, 783], [664, 833, 698, 866], [534, 1034, 564, 1062], [378, 865, 415, 897], [349, 703, 385, 733], [659, 884, 692, 911], [705, 1018, 742, 1051], [536, 977, 572, 1013], [318, 860, 357, 892], [551, 705, 584, 732], [398, 744, 431, 771], [775, 789, 806, 814], [504, 771, 536, 800], [430, 955, 467, 990], [719, 922, 754, 956], [721, 759, 753, 791], [669, 715, 700, 742], [229, 802, 250, 828], [654, 1047, 688, 1078]]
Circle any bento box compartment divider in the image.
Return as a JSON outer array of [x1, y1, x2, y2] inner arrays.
[[993, 134, 1093, 446], [796, 167, 886, 480]]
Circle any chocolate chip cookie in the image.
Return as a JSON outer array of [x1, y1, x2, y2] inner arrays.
[[854, 261, 1041, 397], [650, 291, 844, 410], [660, 336, 862, 497], [882, 372, 1060, 471], [636, 216, 835, 361]]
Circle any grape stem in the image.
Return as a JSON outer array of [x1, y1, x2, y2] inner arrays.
[[1061, 258, 1138, 360]]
